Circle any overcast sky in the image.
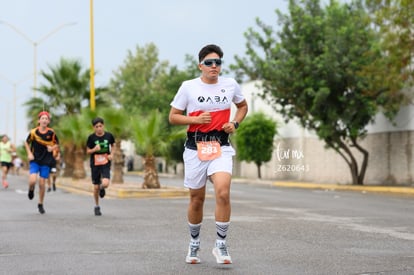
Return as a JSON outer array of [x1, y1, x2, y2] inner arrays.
[[0, 0, 288, 144]]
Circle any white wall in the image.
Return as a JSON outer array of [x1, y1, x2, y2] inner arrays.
[[235, 80, 414, 185]]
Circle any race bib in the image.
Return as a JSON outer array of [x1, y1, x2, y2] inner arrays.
[[94, 153, 108, 166], [196, 141, 221, 161]]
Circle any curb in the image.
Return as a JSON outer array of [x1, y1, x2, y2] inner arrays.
[[272, 181, 414, 196], [56, 177, 189, 199]]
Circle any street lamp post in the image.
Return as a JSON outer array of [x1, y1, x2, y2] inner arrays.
[[90, 0, 96, 111], [0, 74, 32, 145], [0, 20, 76, 97]]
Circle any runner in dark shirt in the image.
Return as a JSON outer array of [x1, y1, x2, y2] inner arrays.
[[86, 117, 115, 216]]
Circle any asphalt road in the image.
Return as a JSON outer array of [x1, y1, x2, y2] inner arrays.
[[1, 173, 413, 275]]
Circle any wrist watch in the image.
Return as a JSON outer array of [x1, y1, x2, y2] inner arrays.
[[231, 121, 239, 129]]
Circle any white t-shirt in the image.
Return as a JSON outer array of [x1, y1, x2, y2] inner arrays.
[[13, 157, 22, 167], [170, 76, 245, 133]]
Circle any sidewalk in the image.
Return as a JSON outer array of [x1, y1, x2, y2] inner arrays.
[[271, 181, 414, 196], [56, 172, 189, 199], [55, 171, 414, 198]]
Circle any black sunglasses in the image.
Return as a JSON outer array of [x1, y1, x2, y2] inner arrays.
[[200, 58, 222, 67]]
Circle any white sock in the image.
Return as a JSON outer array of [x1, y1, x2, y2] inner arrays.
[[215, 239, 226, 247], [190, 239, 200, 247]]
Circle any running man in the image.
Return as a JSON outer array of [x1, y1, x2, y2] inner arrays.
[[0, 135, 16, 188], [169, 44, 248, 264], [25, 111, 60, 214], [13, 156, 22, 175], [47, 148, 60, 192], [86, 117, 115, 216]]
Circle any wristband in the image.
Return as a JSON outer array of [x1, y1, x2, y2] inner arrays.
[[231, 121, 239, 129]]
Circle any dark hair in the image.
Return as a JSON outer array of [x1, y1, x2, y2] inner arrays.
[[198, 44, 223, 62], [92, 117, 104, 126]]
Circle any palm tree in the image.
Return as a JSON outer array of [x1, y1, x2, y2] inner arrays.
[[29, 58, 90, 115], [24, 97, 50, 129], [98, 108, 131, 184], [131, 110, 170, 189], [56, 111, 93, 179], [24, 57, 111, 177]]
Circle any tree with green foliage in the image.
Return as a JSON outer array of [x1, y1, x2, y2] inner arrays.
[[164, 133, 186, 174], [109, 44, 201, 118], [109, 43, 170, 116], [25, 58, 109, 122], [24, 58, 110, 177], [56, 112, 92, 179], [109, 45, 200, 177], [232, 0, 393, 185], [363, 0, 414, 116], [130, 110, 168, 189], [234, 113, 277, 179]]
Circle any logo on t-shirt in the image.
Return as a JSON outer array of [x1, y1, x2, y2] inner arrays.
[[198, 96, 229, 105]]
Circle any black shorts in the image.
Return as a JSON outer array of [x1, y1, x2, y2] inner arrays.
[[49, 159, 57, 171], [91, 163, 111, 185], [1, 162, 12, 169]]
